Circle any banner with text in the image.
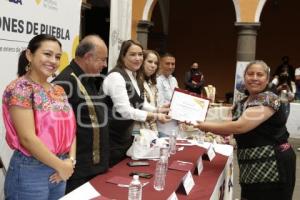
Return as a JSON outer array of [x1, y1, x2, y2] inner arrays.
[[233, 61, 250, 103], [108, 0, 132, 71], [0, 0, 82, 170]]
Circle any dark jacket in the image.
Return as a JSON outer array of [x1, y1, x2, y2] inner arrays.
[[104, 67, 144, 166], [53, 60, 110, 179]]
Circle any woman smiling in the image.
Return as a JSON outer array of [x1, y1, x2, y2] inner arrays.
[[102, 40, 170, 166], [194, 60, 296, 200]]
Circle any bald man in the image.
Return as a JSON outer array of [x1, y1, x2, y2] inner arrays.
[[53, 35, 109, 193]]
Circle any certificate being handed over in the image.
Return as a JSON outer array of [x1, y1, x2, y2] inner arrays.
[[169, 88, 209, 124]]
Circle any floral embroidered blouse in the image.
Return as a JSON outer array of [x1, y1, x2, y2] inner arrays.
[[2, 76, 76, 156], [233, 91, 289, 148], [232, 91, 280, 120]]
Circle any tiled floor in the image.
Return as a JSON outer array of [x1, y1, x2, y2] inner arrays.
[[233, 138, 300, 200]]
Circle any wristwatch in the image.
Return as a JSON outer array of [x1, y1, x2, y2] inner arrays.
[[69, 156, 76, 166]]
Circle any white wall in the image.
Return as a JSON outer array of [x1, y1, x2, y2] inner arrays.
[[0, 0, 82, 196]]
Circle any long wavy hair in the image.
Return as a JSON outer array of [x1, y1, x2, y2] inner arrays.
[[115, 40, 143, 69], [136, 50, 160, 103], [137, 50, 160, 86]]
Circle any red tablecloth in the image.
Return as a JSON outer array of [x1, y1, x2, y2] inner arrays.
[[90, 146, 228, 200]]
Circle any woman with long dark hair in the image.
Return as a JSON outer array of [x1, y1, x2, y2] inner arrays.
[[3, 34, 76, 199], [102, 40, 170, 166]]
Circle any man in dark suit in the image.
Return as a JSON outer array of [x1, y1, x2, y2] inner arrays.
[[53, 35, 109, 193]]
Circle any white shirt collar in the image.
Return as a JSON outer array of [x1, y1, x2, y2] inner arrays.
[[125, 68, 136, 78]]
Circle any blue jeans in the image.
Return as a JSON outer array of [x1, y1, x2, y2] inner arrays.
[[4, 151, 67, 200]]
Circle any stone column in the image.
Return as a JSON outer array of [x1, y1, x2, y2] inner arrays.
[[137, 20, 153, 49], [235, 22, 261, 61]]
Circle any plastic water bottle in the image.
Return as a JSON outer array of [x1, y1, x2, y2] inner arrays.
[[160, 145, 170, 159], [195, 130, 205, 144], [128, 175, 142, 200], [280, 90, 288, 103], [153, 156, 168, 191], [169, 130, 177, 155], [280, 90, 290, 117]]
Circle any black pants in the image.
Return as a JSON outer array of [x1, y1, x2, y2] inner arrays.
[[241, 147, 296, 200]]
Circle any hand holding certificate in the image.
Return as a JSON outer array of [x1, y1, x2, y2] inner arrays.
[[169, 88, 209, 124]]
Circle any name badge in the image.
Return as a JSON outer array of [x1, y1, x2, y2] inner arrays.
[[195, 156, 203, 175], [207, 144, 216, 161], [167, 192, 178, 200], [182, 171, 195, 195], [202, 144, 216, 161]]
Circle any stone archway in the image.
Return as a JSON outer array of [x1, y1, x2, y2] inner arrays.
[[232, 0, 267, 61], [136, 0, 169, 49]]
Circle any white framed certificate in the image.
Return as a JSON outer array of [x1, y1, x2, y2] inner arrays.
[[169, 88, 210, 124]]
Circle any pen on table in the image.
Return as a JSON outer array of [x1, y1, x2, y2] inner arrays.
[[177, 160, 193, 164], [117, 182, 149, 188]]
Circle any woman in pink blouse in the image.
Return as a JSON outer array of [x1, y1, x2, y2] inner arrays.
[[2, 34, 76, 200]]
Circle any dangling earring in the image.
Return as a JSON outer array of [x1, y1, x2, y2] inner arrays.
[[25, 63, 31, 72]]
